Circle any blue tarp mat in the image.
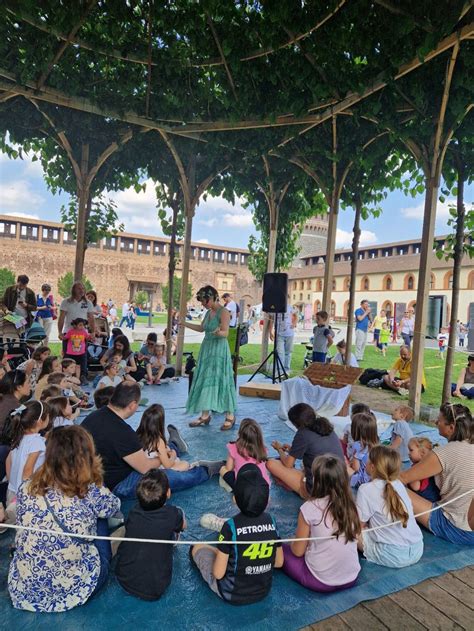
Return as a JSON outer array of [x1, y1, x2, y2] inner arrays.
[[1, 376, 473, 630]]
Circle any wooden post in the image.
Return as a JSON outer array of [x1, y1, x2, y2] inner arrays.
[[166, 197, 179, 363], [345, 196, 362, 364], [74, 143, 89, 281], [322, 116, 339, 313], [175, 208, 193, 375], [442, 154, 465, 402], [408, 42, 459, 416]]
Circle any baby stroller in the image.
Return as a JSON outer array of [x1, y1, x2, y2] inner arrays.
[[302, 336, 314, 369], [87, 316, 110, 374], [0, 306, 30, 369]]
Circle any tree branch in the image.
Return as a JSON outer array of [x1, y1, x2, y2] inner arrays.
[[206, 12, 238, 100]]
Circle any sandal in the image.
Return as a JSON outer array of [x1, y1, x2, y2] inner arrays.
[[189, 415, 211, 428], [220, 416, 236, 431]]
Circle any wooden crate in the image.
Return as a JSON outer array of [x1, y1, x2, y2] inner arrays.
[[303, 363, 364, 416], [239, 382, 282, 400]]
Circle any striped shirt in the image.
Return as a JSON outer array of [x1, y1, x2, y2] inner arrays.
[[434, 441, 474, 531]]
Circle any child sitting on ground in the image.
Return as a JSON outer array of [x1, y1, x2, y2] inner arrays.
[[108, 327, 123, 349], [347, 412, 379, 489], [312, 310, 333, 363], [96, 362, 123, 391], [93, 385, 115, 409], [115, 469, 186, 600], [17, 345, 51, 391], [146, 344, 175, 385], [219, 418, 270, 492], [136, 404, 189, 472], [47, 396, 80, 428], [6, 401, 50, 505], [390, 404, 414, 462], [356, 445, 424, 568], [111, 353, 136, 384], [407, 437, 440, 502], [39, 384, 62, 402], [34, 356, 61, 399], [192, 464, 283, 605], [282, 455, 361, 592], [342, 403, 373, 456]]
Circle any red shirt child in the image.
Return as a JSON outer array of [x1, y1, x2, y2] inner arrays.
[[63, 319, 91, 356]]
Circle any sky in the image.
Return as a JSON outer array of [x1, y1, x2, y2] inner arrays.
[[0, 150, 472, 250]]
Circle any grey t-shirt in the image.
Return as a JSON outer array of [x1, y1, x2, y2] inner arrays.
[[60, 298, 94, 331], [289, 427, 344, 487], [391, 420, 414, 462], [312, 324, 332, 353]]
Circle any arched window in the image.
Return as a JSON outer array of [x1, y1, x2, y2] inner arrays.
[[430, 273, 436, 290], [361, 276, 370, 291], [404, 274, 415, 290], [343, 300, 349, 318], [444, 271, 453, 290], [330, 300, 336, 318], [383, 275, 393, 291], [306, 280, 312, 290], [468, 271, 474, 289], [343, 277, 350, 291], [382, 301, 393, 317], [332, 279, 336, 291], [313, 299, 321, 315], [317, 279, 323, 292]]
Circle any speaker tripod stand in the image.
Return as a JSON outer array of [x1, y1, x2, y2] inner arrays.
[[248, 312, 288, 384]]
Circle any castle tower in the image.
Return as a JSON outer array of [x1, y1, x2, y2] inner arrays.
[[296, 214, 329, 260]]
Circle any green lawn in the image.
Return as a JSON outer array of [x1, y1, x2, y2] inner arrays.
[[46, 340, 473, 413]]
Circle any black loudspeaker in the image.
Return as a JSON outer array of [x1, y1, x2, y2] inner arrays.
[[262, 273, 288, 313]]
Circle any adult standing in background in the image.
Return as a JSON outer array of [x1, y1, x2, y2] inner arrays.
[[398, 309, 415, 348], [119, 301, 130, 328], [35, 283, 54, 344], [183, 286, 236, 430], [86, 290, 102, 316], [270, 304, 297, 373], [2, 275, 37, 328], [128, 302, 137, 330], [354, 299, 372, 361], [222, 293, 238, 328], [371, 308, 387, 349]]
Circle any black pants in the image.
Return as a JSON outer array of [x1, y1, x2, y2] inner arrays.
[[64, 351, 88, 378]]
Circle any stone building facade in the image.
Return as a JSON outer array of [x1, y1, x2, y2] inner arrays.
[[289, 236, 474, 325], [0, 215, 261, 307]]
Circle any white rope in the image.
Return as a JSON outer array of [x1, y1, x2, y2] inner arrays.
[[1, 488, 472, 546]]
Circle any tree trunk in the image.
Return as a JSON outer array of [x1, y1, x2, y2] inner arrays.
[[74, 143, 89, 281], [442, 156, 465, 402], [175, 208, 194, 375], [166, 198, 179, 363], [345, 197, 362, 365], [408, 173, 441, 415], [322, 197, 339, 313], [260, 204, 279, 367]]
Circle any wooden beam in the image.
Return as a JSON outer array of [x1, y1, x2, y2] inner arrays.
[[206, 12, 238, 101], [373, 0, 435, 32], [36, 0, 98, 90], [322, 115, 338, 313]]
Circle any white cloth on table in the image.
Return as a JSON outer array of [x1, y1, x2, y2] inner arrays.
[[279, 376, 351, 420]]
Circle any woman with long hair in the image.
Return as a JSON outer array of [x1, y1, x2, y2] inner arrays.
[[183, 286, 236, 430], [8, 425, 120, 612]]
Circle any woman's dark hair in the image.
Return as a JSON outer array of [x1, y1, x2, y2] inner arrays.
[[0, 370, 28, 396], [146, 332, 157, 343], [351, 402, 371, 417], [137, 469, 169, 511], [111, 327, 123, 338], [113, 334, 132, 358], [32, 345, 51, 361], [37, 356, 59, 381], [310, 455, 360, 542], [351, 412, 379, 448], [439, 403, 473, 443], [196, 285, 218, 303], [236, 418, 267, 462], [9, 400, 50, 449], [29, 426, 103, 498], [86, 290, 97, 306], [136, 404, 166, 452], [288, 403, 334, 436]]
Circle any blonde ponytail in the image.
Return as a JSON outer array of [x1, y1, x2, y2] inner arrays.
[[369, 445, 409, 528]]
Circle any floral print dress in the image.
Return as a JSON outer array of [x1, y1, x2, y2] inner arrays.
[[8, 481, 120, 612]]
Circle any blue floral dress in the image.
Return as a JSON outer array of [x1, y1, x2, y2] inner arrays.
[[8, 482, 120, 612], [186, 306, 237, 415]]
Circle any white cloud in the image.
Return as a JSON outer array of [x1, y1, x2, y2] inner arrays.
[[336, 228, 378, 248], [197, 194, 254, 229], [107, 178, 166, 234], [3, 211, 40, 220], [401, 198, 455, 220], [196, 238, 209, 244], [0, 180, 45, 212], [222, 212, 254, 228]]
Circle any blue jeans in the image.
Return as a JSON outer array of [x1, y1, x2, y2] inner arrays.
[[451, 383, 474, 399], [112, 441, 210, 499], [91, 518, 111, 596], [276, 335, 294, 372], [401, 333, 413, 348], [312, 351, 327, 363], [429, 505, 474, 545], [119, 316, 128, 327]]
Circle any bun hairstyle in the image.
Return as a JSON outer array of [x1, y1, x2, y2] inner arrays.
[[196, 285, 218, 303], [235, 418, 267, 462], [368, 445, 409, 528], [439, 402, 473, 443], [310, 455, 360, 542], [288, 403, 334, 436], [8, 400, 50, 449]]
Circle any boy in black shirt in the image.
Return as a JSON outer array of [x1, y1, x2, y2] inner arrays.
[[191, 464, 283, 605], [116, 469, 185, 600]]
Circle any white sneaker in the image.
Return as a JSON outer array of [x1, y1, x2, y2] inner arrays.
[[200, 513, 226, 532], [398, 388, 409, 396], [219, 476, 233, 493]]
